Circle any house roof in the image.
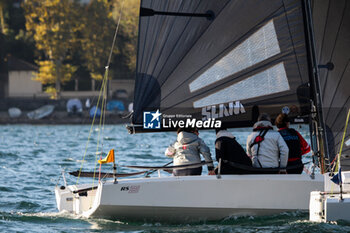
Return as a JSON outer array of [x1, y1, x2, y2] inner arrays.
[[7, 56, 38, 71]]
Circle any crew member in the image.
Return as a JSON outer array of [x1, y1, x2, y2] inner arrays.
[[165, 128, 215, 176], [246, 113, 289, 173], [215, 128, 252, 174], [275, 113, 310, 174]]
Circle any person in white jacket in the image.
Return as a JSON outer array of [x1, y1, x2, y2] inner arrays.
[[246, 113, 289, 172], [165, 128, 215, 176]]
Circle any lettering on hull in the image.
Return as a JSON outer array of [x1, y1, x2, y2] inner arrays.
[[120, 185, 140, 193]]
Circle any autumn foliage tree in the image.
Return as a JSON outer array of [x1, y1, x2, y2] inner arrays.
[[0, 0, 10, 34], [112, 0, 139, 73], [24, 0, 82, 99], [80, 0, 117, 81], [23, 0, 140, 99]]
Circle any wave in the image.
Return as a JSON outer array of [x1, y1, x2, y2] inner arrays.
[[0, 211, 83, 223], [0, 186, 16, 192], [16, 201, 40, 210], [0, 151, 19, 157]]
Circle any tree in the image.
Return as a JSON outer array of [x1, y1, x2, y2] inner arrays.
[[112, 0, 140, 76], [35, 60, 77, 99], [0, 0, 8, 34], [22, 0, 140, 99], [24, 0, 80, 99], [79, 0, 117, 81]]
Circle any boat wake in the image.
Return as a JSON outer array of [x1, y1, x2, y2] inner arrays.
[[0, 210, 77, 221]]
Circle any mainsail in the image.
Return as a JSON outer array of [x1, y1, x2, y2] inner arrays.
[[132, 0, 313, 130], [312, 0, 350, 170]]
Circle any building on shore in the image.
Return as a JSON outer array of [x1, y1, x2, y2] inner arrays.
[[6, 56, 42, 98], [1, 56, 135, 100]]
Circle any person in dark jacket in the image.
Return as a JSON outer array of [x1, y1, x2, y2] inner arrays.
[[215, 128, 252, 174], [275, 114, 311, 174]]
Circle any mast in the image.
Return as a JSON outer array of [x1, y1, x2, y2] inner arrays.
[[302, 0, 330, 173]]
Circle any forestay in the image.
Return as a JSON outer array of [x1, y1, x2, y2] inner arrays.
[[132, 0, 313, 129]]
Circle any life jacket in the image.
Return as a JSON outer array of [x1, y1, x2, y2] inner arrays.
[[278, 128, 302, 162], [250, 126, 273, 146]]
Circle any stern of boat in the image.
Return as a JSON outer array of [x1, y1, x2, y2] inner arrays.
[[55, 185, 74, 213], [309, 171, 350, 222], [55, 183, 101, 216]]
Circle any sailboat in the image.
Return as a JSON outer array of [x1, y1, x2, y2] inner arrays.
[[54, 0, 334, 222]]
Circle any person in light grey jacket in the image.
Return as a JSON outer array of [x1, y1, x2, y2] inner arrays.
[[165, 128, 215, 176], [246, 113, 289, 172]]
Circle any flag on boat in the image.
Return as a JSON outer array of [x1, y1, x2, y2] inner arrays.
[[331, 167, 342, 185], [98, 149, 115, 164]]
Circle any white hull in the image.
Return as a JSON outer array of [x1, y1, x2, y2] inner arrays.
[[56, 174, 323, 222], [309, 172, 350, 222]]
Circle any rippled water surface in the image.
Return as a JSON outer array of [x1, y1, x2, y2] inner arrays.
[[0, 124, 349, 232]]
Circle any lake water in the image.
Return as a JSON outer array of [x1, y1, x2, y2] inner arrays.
[[0, 124, 349, 232]]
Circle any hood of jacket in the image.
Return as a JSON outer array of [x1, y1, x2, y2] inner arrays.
[[177, 131, 198, 144], [216, 130, 235, 139], [253, 120, 273, 130]]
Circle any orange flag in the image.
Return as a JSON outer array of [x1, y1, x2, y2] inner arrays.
[[98, 149, 115, 164]]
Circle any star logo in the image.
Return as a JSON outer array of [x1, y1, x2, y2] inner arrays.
[[143, 110, 161, 129], [150, 109, 161, 122]]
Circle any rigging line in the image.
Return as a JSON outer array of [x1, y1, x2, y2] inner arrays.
[[304, 0, 331, 170], [282, 0, 304, 83], [97, 76, 107, 154], [88, 0, 125, 187], [98, 76, 108, 183], [159, 5, 284, 102], [76, 75, 108, 185], [99, 78, 108, 182], [321, 0, 348, 103], [74, 78, 106, 139], [106, 0, 125, 68], [334, 134, 350, 148], [325, 59, 350, 121], [335, 109, 350, 172], [91, 0, 125, 185], [92, 73, 108, 190], [102, 71, 108, 151]]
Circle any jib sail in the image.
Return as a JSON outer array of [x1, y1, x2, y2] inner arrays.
[[132, 0, 313, 130], [312, 0, 350, 170]]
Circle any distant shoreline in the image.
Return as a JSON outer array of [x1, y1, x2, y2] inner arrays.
[[0, 111, 130, 125]]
